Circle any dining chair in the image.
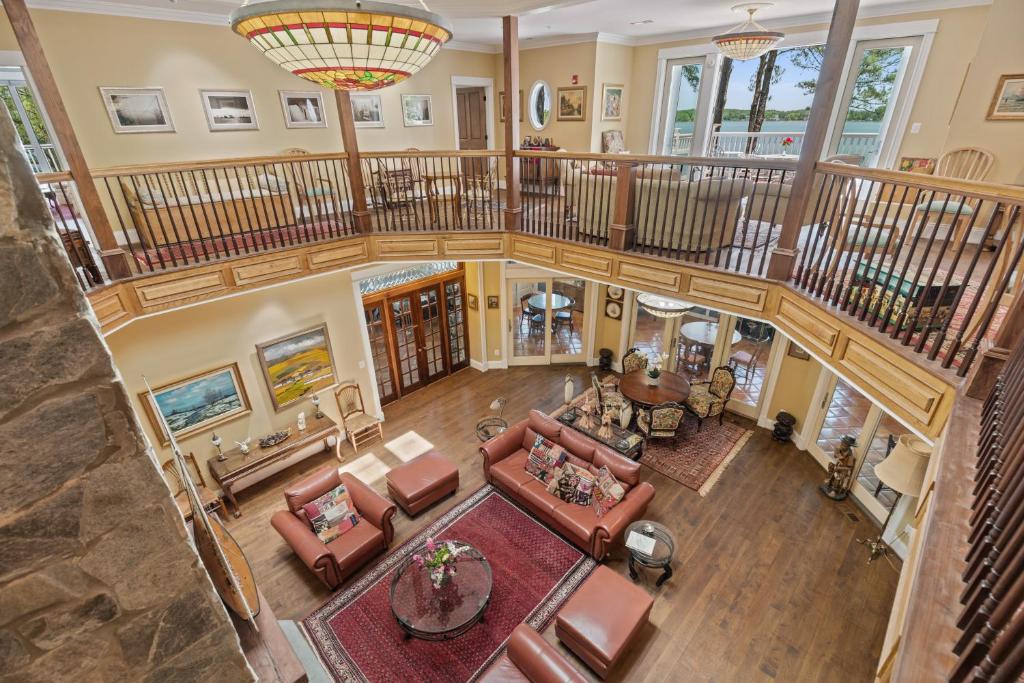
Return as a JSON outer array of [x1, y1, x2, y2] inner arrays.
[[684, 366, 737, 430], [162, 453, 222, 522], [915, 147, 994, 244], [335, 382, 383, 454], [591, 372, 627, 413], [520, 293, 535, 327], [636, 402, 687, 447], [554, 297, 575, 333], [621, 348, 649, 374], [730, 343, 763, 386]]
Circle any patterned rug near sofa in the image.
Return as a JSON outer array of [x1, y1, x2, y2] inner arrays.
[[640, 418, 752, 496], [302, 485, 596, 682]]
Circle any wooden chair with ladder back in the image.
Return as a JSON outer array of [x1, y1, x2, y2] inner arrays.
[[161, 453, 222, 522], [335, 382, 384, 455]]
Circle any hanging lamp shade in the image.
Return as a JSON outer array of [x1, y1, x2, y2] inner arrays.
[[230, 0, 453, 91], [712, 3, 784, 61], [637, 293, 694, 319]]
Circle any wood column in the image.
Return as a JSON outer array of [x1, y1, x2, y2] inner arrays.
[[3, 0, 131, 278], [334, 90, 372, 233], [766, 0, 860, 280], [502, 15, 522, 231], [608, 161, 637, 251]]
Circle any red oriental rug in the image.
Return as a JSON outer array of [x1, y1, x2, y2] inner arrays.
[[302, 486, 596, 682], [639, 418, 752, 497]]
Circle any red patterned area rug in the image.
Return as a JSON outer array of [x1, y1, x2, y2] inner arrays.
[[639, 418, 752, 496], [302, 485, 596, 682]]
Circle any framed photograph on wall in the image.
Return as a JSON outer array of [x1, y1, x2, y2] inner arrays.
[[100, 87, 174, 134], [256, 324, 337, 411], [601, 83, 624, 121], [468, 293, 479, 310], [787, 341, 811, 361], [140, 363, 251, 445], [487, 295, 499, 309], [351, 93, 384, 128], [401, 94, 433, 126], [280, 91, 327, 129], [556, 86, 587, 122], [499, 90, 523, 122], [200, 89, 258, 131], [987, 74, 1024, 120]]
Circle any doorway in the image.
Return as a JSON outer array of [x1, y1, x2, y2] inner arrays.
[[456, 87, 487, 151], [0, 65, 62, 173], [508, 274, 589, 365], [362, 270, 470, 406]]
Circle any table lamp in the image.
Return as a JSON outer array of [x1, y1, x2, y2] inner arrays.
[[858, 434, 931, 564]]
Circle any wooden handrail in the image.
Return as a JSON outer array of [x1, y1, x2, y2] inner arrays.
[[362, 149, 504, 159], [91, 152, 349, 178], [34, 171, 73, 183], [816, 161, 1024, 205], [515, 149, 798, 171]]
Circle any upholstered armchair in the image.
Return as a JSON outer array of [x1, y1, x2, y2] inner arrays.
[[622, 348, 649, 374], [684, 366, 737, 430], [271, 466, 396, 590], [637, 402, 687, 446]]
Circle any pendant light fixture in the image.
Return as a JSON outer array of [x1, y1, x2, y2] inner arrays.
[[637, 293, 694, 319], [230, 0, 453, 91], [712, 3, 784, 61]]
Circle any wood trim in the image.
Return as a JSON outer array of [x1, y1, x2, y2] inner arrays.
[[775, 293, 842, 356], [372, 235, 441, 258], [90, 152, 348, 178], [335, 90, 370, 233], [442, 234, 506, 257], [502, 15, 521, 231], [816, 161, 1024, 205], [362, 150, 503, 159], [683, 274, 769, 313], [515, 149, 798, 171], [34, 171, 73, 183]]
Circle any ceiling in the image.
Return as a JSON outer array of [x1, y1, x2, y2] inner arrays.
[[28, 0, 990, 48]]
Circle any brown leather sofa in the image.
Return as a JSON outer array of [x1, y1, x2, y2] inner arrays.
[[480, 410, 655, 560], [271, 466, 396, 590], [478, 624, 586, 682]]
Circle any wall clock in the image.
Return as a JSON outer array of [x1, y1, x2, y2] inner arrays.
[[605, 300, 622, 320], [607, 285, 624, 301]]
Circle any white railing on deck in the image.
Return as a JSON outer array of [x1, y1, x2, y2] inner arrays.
[[669, 130, 880, 163]]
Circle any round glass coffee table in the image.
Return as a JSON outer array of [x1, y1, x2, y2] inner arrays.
[[475, 416, 508, 442], [389, 540, 492, 640], [625, 520, 675, 587]]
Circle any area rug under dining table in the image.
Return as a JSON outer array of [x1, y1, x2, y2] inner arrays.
[[302, 485, 597, 682]]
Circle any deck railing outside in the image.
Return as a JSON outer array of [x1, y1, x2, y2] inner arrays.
[[670, 130, 880, 162]]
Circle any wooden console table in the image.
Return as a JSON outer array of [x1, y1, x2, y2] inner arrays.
[[208, 414, 340, 517]]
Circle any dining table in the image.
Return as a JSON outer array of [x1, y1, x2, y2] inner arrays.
[[527, 292, 574, 312], [680, 321, 742, 347], [618, 370, 691, 407]]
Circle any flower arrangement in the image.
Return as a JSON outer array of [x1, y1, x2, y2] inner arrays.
[[412, 538, 466, 589], [781, 136, 795, 150]]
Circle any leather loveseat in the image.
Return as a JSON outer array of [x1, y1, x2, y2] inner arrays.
[[271, 466, 397, 590], [480, 410, 655, 560], [478, 624, 586, 682]]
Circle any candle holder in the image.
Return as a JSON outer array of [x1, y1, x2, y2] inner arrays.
[[311, 394, 324, 419], [211, 432, 225, 462]]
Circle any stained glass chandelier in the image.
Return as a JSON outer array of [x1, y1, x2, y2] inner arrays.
[[230, 0, 453, 91], [712, 3, 784, 61]]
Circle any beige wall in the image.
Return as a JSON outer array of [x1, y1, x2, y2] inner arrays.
[[0, 9, 495, 167], [482, 261, 504, 362], [105, 270, 373, 485], [591, 42, 634, 152], [465, 261, 485, 364], [766, 343, 823, 437], [939, 0, 1024, 183]]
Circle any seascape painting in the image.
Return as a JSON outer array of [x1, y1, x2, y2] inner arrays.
[[142, 363, 250, 444], [257, 324, 337, 410]]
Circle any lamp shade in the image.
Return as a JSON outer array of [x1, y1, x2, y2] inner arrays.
[[712, 3, 784, 61], [874, 434, 931, 496], [230, 0, 452, 91], [637, 293, 694, 319]]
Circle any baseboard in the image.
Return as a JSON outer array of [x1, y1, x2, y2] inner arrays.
[[487, 359, 509, 370], [470, 359, 487, 372]]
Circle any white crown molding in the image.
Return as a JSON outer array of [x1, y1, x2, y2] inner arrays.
[[446, 39, 501, 54], [26, 0, 228, 25]]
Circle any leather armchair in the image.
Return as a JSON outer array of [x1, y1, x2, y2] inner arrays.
[[478, 624, 586, 682], [271, 466, 396, 590]]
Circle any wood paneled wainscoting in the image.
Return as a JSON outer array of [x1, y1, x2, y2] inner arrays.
[[362, 266, 470, 405]]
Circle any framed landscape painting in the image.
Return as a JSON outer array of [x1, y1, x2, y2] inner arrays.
[[987, 74, 1024, 120], [557, 86, 587, 121], [257, 324, 337, 410], [141, 363, 250, 445], [200, 89, 258, 131], [100, 87, 174, 134]]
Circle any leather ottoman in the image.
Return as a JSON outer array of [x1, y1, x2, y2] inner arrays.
[[385, 450, 459, 516], [555, 565, 654, 679]]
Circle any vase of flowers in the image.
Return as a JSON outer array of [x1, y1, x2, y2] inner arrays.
[[412, 537, 465, 589], [781, 136, 795, 151]]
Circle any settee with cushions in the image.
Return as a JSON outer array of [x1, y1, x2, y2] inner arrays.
[[271, 466, 397, 590], [480, 410, 655, 560], [478, 624, 586, 682]]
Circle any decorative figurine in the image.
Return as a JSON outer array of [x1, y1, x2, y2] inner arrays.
[[211, 432, 226, 462], [619, 402, 633, 429], [577, 396, 597, 430], [564, 375, 575, 405], [597, 409, 614, 440], [821, 435, 857, 500], [235, 438, 251, 455], [311, 394, 324, 419], [297, 411, 307, 432]]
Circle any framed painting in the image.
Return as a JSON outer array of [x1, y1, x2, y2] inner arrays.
[[601, 83, 624, 121], [556, 86, 587, 122], [200, 89, 258, 131], [280, 91, 327, 129], [401, 94, 433, 126], [987, 74, 1024, 120], [257, 324, 337, 411], [100, 87, 174, 134], [350, 93, 384, 128], [140, 363, 250, 445]]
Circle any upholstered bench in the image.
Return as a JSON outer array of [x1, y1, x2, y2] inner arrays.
[[555, 565, 654, 679], [385, 450, 459, 516]]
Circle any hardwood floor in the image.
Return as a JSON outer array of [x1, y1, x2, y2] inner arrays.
[[224, 365, 898, 682]]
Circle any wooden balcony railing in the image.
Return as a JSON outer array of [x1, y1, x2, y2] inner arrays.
[[792, 162, 1023, 375], [36, 171, 103, 289]]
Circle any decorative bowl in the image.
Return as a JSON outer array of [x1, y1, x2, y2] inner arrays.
[[259, 429, 291, 449]]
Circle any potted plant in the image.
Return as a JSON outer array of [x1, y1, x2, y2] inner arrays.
[[646, 364, 662, 387]]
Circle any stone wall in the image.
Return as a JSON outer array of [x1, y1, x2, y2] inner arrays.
[[0, 109, 252, 677]]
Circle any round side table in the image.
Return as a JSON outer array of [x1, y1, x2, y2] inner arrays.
[[625, 520, 676, 587], [476, 417, 508, 442]]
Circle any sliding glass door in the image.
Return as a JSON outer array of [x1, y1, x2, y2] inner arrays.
[[508, 275, 589, 365], [657, 56, 716, 156]]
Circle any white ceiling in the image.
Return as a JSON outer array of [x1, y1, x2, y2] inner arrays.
[[28, 0, 991, 48]]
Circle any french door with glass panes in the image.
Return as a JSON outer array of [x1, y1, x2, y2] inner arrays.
[[508, 275, 589, 366], [654, 55, 719, 156]]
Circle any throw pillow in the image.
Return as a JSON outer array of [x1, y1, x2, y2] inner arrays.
[[526, 435, 567, 484], [547, 462, 596, 507], [302, 483, 360, 543], [592, 466, 626, 518]]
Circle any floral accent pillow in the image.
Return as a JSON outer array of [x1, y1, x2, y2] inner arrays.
[[547, 462, 597, 507], [302, 483, 360, 544], [592, 466, 626, 518], [526, 434, 567, 484]]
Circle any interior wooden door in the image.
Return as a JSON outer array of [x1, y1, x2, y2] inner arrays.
[[364, 301, 398, 405], [456, 86, 487, 178], [388, 294, 424, 394], [416, 284, 448, 384], [443, 277, 470, 372]]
